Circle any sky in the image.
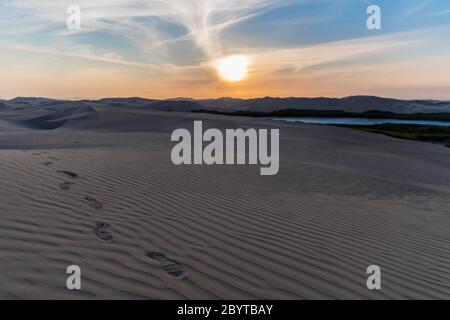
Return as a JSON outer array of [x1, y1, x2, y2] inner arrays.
[[0, 0, 449, 100]]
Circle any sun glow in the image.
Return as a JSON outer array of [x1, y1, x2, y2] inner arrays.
[[216, 55, 249, 82]]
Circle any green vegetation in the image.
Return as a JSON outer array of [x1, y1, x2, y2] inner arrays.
[[192, 109, 450, 121], [191, 109, 450, 147], [337, 124, 450, 147]]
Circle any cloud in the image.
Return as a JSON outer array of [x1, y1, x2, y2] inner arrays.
[[1, 0, 450, 99], [428, 8, 450, 16], [403, 0, 435, 16], [246, 31, 421, 76], [1, 0, 288, 63]]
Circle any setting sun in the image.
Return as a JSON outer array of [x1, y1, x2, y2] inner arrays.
[[216, 55, 249, 82]]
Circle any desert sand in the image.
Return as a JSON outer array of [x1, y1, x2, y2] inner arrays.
[[0, 103, 449, 299]]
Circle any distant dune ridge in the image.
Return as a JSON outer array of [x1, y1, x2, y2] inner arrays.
[[0, 100, 449, 299], [2, 95, 450, 114]]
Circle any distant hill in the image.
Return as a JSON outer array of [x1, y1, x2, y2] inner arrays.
[[4, 95, 450, 114], [194, 96, 450, 113], [8, 97, 65, 106], [98, 97, 158, 107], [143, 100, 203, 111]]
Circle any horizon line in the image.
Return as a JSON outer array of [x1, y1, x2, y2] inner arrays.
[[3, 95, 450, 102]]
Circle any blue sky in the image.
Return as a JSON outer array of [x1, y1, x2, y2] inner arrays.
[[0, 0, 449, 99]]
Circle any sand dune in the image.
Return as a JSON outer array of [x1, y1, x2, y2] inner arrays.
[[0, 105, 449, 299], [9, 105, 98, 130]]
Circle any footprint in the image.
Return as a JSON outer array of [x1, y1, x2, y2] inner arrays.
[[59, 182, 74, 190], [162, 260, 185, 279], [58, 170, 79, 179], [146, 251, 169, 265], [145, 251, 186, 280], [48, 156, 59, 161], [94, 222, 113, 243], [42, 161, 53, 166], [84, 196, 103, 209]]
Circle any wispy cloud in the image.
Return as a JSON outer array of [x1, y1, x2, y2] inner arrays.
[[403, 0, 435, 16], [429, 8, 450, 16], [1, 0, 449, 99], [1, 0, 288, 63]]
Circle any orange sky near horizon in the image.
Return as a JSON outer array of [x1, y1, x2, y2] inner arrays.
[[1, 1, 450, 100]]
